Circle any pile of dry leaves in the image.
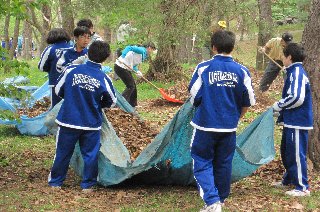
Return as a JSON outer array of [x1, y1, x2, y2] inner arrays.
[[162, 81, 189, 102], [16, 97, 51, 118], [105, 108, 160, 160]]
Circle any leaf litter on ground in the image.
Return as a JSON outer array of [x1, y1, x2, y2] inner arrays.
[[1, 66, 320, 211]]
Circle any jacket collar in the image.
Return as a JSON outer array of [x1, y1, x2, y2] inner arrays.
[[212, 54, 233, 61], [72, 45, 88, 54], [285, 62, 303, 70], [86, 60, 102, 68]]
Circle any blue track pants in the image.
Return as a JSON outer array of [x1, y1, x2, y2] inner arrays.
[[48, 126, 101, 189], [281, 127, 309, 191], [190, 128, 236, 205]]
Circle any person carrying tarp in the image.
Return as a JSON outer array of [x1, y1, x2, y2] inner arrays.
[[114, 42, 156, 108], [72, 19, 104, 65], [56, 26, 91, 78], [188, 30, 255, 212], [71, 19, 112, 75], [48, 41, 117, 192], [272, 43, 313, 197], [38, 28, 71, 108]]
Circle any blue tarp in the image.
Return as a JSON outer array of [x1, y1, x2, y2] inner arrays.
[[1, 75, 275, 184], [0, 81, 50, 135], [2, 76, 30, 85], [45, 95, 275, 186]]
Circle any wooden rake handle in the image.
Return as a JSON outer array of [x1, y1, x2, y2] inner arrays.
[[258, 47, 283, 69], [117, 60, 160, 90]]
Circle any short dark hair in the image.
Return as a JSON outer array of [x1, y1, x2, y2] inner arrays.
[[282, 32, 293, 43], [211, 30, 235, 54], [46, 28, 71, 44], [73, 26, 91, 38], [77, 19, 93, 29], [143, 41, 156, 50], [283, 43, 306, 63], [88, 41, 111, 63]]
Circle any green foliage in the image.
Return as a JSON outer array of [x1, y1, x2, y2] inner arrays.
[[272, 0, 311, 21], [0, 50, 40, 122], [0, 82, 30, 123], [0, 0, 31, 19], [0, 110, 20, 124]]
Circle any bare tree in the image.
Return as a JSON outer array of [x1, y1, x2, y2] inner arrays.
[[8, 18, 20, 60], [147, 0, 199, 81], [22, 20, 33, 60], [256, 0, 273, 70], [59, 0, 74, 38], [26, 2, 51, 55], [4, 14, 10, 52], [301, 0, 320, 170], [40, 4, 52, 53]]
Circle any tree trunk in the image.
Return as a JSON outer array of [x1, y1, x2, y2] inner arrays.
[[40, 4, 52, 55], [59, 0, 74, 38], [26, 3, 51, 57], [4, 14, 10, 52], [301, 0, 320, 170], [146, 0, 180, 81], [256, 0, 273, 70], [22, 20, 33, 60], [8, 18, 20, 60]]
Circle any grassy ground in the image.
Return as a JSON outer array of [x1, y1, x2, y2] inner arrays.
[[1, 24, 320, 211]]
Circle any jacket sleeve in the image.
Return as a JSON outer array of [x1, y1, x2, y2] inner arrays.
[[56, 50, 69, 73], [241, 68, 256, 107], [101, 75, 117, 109], [38, 46, 52, 72], [121, 46, 147, 61], [188, 65, 203, 107], [273, 68, 307, 111], [55, 66, 76, 98], [132, 65, 139, 72], [72, 55, 88, 65]]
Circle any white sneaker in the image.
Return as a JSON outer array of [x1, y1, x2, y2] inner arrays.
[[285, 189, 311, 197], [200, 202, 222, 212]]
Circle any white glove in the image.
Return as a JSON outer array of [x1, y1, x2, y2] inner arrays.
[[136, 71, 143, 78], [273, 111, 280, 117], [258, 46, 265, 53], [272, 102, 281, 112]]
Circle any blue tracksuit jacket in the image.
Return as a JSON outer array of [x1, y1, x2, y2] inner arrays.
[[38, 41, 71, 86], [56, 46, 88, 74], [55, 60, 117, 130], [274, 62, 313, 130], [188, 54, 256, 132]]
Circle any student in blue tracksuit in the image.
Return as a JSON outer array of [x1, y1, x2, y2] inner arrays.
[[76, 19, 103, 47], [56, 26, 91, 74], [38, 28, 71, 108], [114, 42, 156, 107], [188, 30, 255, 212], [72, 19, 104, 65], [48, 41, 117, 192], [272, 43, 313, 197]]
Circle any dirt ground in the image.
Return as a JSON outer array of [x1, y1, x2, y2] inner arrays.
[[1, 142, 319, 211]]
